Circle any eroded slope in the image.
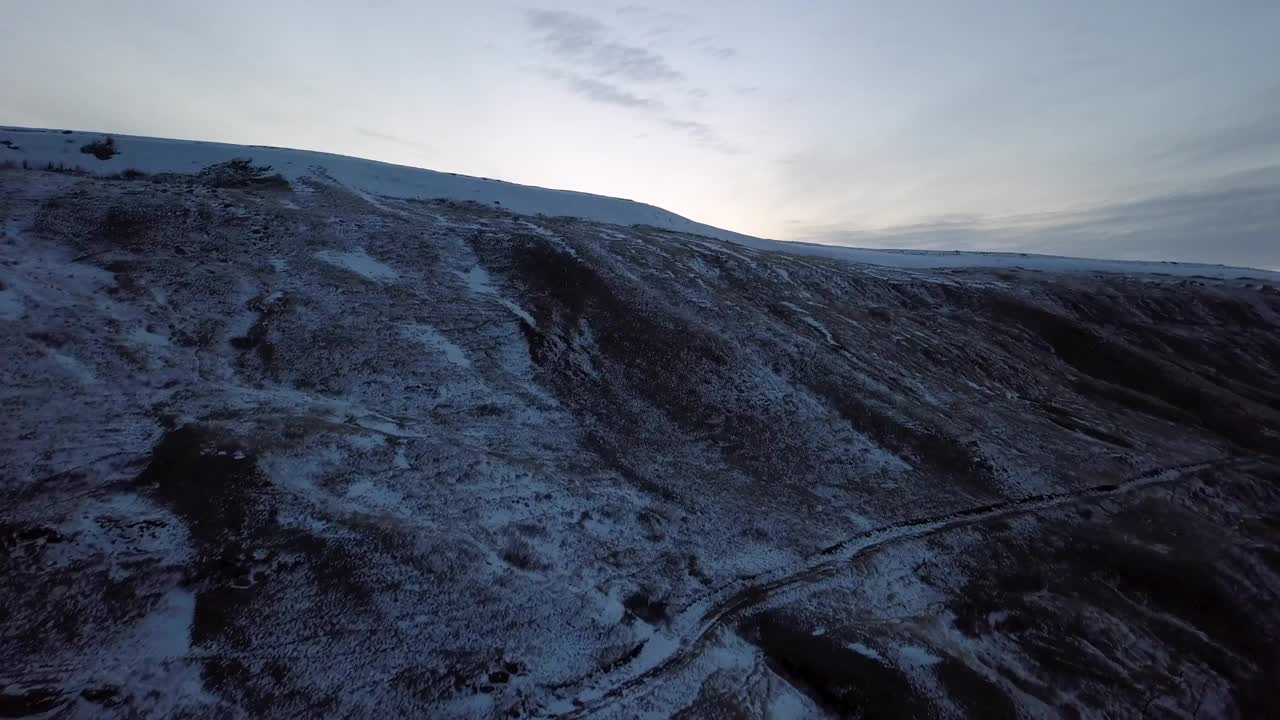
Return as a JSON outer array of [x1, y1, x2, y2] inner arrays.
[[2, 165, 1279, 718]]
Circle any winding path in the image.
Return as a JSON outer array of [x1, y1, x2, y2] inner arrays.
[[541, 456, 1251, 717]]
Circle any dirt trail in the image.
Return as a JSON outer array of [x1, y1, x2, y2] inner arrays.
[[543, 456, 1249, 717]]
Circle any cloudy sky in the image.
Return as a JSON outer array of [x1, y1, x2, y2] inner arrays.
[[4, 0, 1278, 268]]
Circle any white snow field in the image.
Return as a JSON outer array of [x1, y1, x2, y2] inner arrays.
[[3, 125, 1275, 280]]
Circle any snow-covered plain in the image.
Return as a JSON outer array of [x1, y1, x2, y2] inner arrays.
[[3, 128, 1280, 718], [3, 126, 1276, 280]]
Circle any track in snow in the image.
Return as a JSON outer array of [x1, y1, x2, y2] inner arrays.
[[541, 456, 1250, 717]]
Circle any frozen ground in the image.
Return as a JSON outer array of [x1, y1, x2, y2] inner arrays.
[[2, 130, 1280, 718]]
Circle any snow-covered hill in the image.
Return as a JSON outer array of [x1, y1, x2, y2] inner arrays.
[[3, 129, 1280, 718], [3, 125, 1275, 280]]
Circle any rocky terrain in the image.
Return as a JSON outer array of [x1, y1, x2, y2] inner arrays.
[[2, 129, 1280, 718]]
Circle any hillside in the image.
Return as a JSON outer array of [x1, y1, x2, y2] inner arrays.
[[5, 126, 1277, 278], [2, 128, 1279, 719]]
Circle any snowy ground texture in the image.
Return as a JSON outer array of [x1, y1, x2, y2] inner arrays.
[[3, 128, 1280, 719]]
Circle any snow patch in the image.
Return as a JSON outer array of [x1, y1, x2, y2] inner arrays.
[[401, 323, 471, 368], [498, 299, 537, 327], [52, 351, 97, 384], [766, 691, 810, 720], [131, 588, 196, 659], [315, 247, 399, 282], [896, 644, 942, 667], [130, 326, 171, 349], [457, 264, 497, 295], [801, 315, 836, 345], [345, 479, 404, 509], [455, 265, 538, 327], [847, 641, 884, 661]]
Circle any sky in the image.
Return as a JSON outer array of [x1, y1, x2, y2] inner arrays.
[[3, 0, 1278, 269]]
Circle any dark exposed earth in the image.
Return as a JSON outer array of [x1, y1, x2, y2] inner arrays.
[[2, 155, 1280, 718]]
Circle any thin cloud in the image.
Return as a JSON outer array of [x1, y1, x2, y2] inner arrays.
[[691, 35, 737, 60], [355, 127, 434, 154], [526, 9, 681, 84], [1155, 112, 1280, 167], [613, 8, 739, 56], [1151, 85, 1280, 168], [541, 69, 663, 109], [663, 118, 743, 155], [793, 168, 1280, 270], [524, 8, 743, 155], [614, 5, 689, 36]]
